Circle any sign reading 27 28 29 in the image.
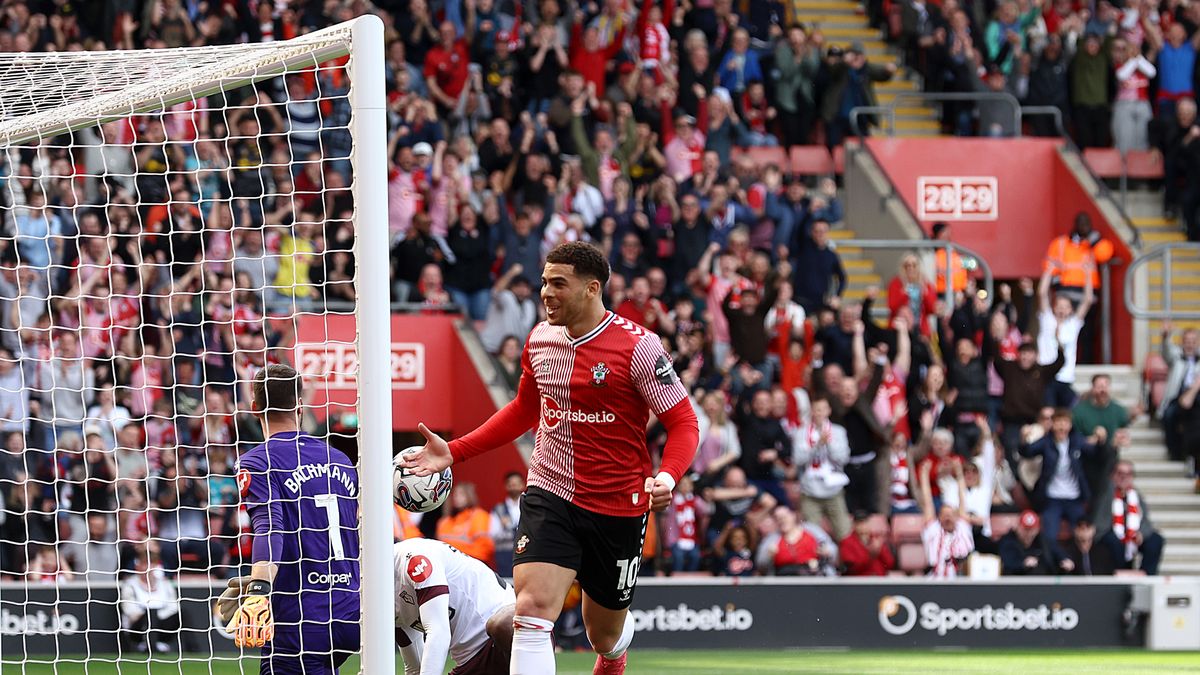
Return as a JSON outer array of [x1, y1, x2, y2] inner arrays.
[[917, 176, 998, 221]]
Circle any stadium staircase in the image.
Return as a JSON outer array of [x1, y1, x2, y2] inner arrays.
[[794, 0, 941, 136], [1104, 191, 1200, 576], [1075, 365, 1200, 576], [1119, 190, 1200, 349]]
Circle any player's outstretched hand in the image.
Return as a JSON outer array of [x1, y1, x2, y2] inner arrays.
[[645, 476, 673, 512], [401, 423, 454, 476]]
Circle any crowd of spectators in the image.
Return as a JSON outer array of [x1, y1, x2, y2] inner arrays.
[[893, 0, 1198, 143], [890, 0, 1200, 234], [0, 0, 1176, 604]]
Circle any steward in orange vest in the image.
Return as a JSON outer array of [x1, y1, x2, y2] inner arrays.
[[932, 222, 968, 294], [1043, 212, 1114, 294]]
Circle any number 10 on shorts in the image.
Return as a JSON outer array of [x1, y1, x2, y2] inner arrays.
[[615, 557, 641, 591]]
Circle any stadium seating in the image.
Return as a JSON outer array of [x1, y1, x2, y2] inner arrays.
[[790, 146, 836, 177], [890, 514, 925, 546], [1082, 148, 1123, 179], [1125, 150, 1165, 180], [741, 146, 790, 172], [897, 543, 927, 575]]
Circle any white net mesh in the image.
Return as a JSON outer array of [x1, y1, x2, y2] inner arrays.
[[0, 22, 352, 146], [0, 23, 380, 672]]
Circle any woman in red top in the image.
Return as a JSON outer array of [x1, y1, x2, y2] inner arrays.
[[887, 254, 937, 336]]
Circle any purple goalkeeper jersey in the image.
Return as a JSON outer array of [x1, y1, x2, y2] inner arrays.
[[237, 431, 360, 628]]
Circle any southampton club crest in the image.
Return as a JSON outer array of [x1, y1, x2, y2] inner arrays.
[[590, 362, 610, 387], [515, 535, 530, 555]]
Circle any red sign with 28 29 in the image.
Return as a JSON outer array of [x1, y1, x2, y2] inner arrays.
[[917, 176, 998, 221]]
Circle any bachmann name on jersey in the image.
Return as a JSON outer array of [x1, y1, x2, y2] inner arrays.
[[449, 312, 700, 517]]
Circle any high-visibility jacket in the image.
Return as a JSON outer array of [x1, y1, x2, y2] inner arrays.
[[935, 248, 968, 294], [394, 505, 422, 541], [436, 507, 495, 568], [1043, 234, 1114, 289]]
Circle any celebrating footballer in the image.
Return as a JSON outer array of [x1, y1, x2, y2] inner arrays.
[[403, 241, 700, 675]]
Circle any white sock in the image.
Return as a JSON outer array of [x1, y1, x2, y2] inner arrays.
[[600, 611, 635, 660], [510, 615, 556, 675]]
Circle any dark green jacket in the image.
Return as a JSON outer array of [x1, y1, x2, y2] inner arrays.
[[571, 113, 638, 187]]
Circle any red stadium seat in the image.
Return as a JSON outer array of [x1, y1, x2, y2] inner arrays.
[[739, 146, 789, 172], [897, 542, 927, 575], [891, 513, 925, 545], [1082, 148, 1123, 178], [1125, 150, 1164, 180], [790, 146, 835, 177], [989, 514, 1020, 539], [832, 145, 846, 175]]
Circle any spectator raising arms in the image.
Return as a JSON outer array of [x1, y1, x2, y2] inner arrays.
[[919, 461, 974, 578], [1020, 408, 1103, 553], [1037, 264, 1094, 408]]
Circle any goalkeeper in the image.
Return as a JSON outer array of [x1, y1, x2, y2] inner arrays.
[[226, 364, 361, 674]]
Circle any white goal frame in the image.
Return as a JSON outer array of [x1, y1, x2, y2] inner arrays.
[[0, 15, 395, 673]]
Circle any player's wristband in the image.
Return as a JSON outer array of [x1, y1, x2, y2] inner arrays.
[[654, 471, 676, 493], [246, 580, 272, 596]]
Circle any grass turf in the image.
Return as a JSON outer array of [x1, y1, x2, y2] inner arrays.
[[5, 650, 1200, 674]]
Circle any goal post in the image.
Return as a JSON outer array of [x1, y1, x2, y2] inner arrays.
[[347, 15, 395, 675], [0, 14, 393, 673]]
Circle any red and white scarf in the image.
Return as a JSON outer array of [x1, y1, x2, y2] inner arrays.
[[803, 421, 832, 465], [891, 451, 914, 510], [1112, 488, 1141, 561]]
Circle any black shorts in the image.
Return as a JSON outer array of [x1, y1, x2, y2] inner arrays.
[[513, 486, 648, 610]]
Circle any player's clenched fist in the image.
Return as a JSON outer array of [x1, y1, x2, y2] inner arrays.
[[227, 580, 274, 648], [645, 473, 676, 512]]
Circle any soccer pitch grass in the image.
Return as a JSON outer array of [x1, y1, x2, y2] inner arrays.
[[7, 650, 1200, 674]]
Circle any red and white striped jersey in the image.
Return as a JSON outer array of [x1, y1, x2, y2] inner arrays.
[[521, 312, 687, 517]]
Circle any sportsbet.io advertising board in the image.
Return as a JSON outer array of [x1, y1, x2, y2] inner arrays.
[[627, 579, 1136, 649], [1, 579, 1140, 655]]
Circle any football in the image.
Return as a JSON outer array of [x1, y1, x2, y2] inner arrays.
[[392, 447, 453, 513]]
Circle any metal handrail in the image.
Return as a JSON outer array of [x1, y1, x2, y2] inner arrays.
[[841, 238, 992, 308], [1020, 105, 1066, 137], [1124, 243, 1200, 319], [848, 105, 895, 139], [889, 91, 1023, 137], [849, 93, 1022, 138]]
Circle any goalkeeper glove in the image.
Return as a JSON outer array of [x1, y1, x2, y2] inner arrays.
[[216, 576, 253, 625], [226, 579, 274, 648]]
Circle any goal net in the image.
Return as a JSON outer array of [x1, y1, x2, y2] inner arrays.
[[0, 16, 393, 674]]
